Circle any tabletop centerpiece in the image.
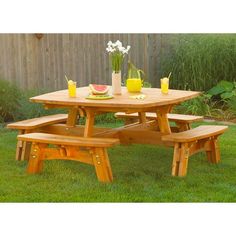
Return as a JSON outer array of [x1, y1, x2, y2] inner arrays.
[[106, 40, 130, 95]]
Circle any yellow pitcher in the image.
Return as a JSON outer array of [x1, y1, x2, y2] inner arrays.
[[126, 61, 145, 93], [126, 78, 142, 92]]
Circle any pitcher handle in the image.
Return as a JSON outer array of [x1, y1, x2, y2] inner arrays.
[[138, 69, 146, 87]]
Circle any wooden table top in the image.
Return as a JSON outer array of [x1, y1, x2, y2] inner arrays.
[[30, 86, 201, 109]]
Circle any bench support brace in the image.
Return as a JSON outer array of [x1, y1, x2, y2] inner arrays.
[[172, 136, 221, 177], [27, 143, 113, 182]]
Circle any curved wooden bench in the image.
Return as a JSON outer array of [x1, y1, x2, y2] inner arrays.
[[18, 133, 120, 182], [7, 114, 68, 161], [162, 125, 228, 177], [115, 112, 203, 131]]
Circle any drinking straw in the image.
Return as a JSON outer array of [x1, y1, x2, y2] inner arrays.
[[65, 75, 69, 82], [168, 72, 172, 79]]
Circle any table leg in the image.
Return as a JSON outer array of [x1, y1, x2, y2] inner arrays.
[[84, 109, 95, 137], [138, 112, 147, 123], [66, 107, 78, 127], [156, 105, 172, 134]]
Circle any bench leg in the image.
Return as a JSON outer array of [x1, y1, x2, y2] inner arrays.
[[92, 148, 113, 182], [15, 130, 24, 161], [16, 130, 32, 161], [178, 143, 190, 176], [15, 140, 23, 161], [21, 141, 32, 161], [172, 143, 181, 176], [172, 143, 190, 177], [206, 138, 220, 164], [27, 143, 44, 174], [176, 122, 191, 132]]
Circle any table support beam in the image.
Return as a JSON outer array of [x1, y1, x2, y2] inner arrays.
[[138, 112, 147, 123], [156, 105, 173, 134], [84, 109, 95, 137], [66, 107, 78, 127]]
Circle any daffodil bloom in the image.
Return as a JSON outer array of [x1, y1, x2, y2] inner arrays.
[[107, 41, 113, 46], [106, 40, 131, 73]]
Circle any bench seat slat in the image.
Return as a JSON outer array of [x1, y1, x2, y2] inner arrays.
[[7, 114, 68, 130], [115, 112, 203, 123], [162, 125, 228, 143], [17, 133, 120, 148]]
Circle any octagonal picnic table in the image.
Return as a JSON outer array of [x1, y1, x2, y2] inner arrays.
[[30, 86, 200, 144]]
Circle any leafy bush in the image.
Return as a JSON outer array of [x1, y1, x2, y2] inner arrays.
[[0, 79, 67, 123], [207, 80, 236, 100], [143, 81, 152, 88], [206, 80, 236, 119], [16, 90, 66, 120], [161, 34, 236, 91], [173, 94, 212, 116], [227, 96, 236, 116], [0, 79, 22, 122]]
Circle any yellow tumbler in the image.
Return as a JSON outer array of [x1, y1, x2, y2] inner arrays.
[[161, 77, 169, 94], [68, 81, 77, 97]]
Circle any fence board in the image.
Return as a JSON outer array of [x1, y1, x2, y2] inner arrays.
[[0, 33, 169, 90]]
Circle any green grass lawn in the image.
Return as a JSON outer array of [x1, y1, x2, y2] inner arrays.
[[0, 121, 236, 202]]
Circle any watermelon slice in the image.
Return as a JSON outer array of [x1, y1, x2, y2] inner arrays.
[[89, 84, 109, 95]]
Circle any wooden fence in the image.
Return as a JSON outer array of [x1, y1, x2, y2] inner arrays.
[[0, 34, 174, 90]]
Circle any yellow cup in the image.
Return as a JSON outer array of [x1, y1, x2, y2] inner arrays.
[[126, 78, 142, 93], [161, 78, 169, 94], [68, 81, 77, 97]]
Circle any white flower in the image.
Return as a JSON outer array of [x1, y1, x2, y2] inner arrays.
[[123, 49, 129, 54], [106, 46, 112, 52], [115, 40, 122, 47], [106, 40, 130, 55], [107, 41, 113, 46], [118, 46, 125, 52], [122, 45, 131, 54]]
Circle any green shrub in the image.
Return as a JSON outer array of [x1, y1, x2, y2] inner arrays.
[[143, 81, 152, 88], [0, 79, 22, 122], [227, 96, 236, 116], [173, 94, 212, 116], [16, 89, 66, 120], [174, 92, 236, 120], [207, 80, 236, 100], [161, 34, 236, 91], [0, 80, 67, 123]]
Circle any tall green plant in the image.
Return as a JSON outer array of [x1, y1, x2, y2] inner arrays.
[[161, 34, 236, 91], [0, 79, 22, 122]]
